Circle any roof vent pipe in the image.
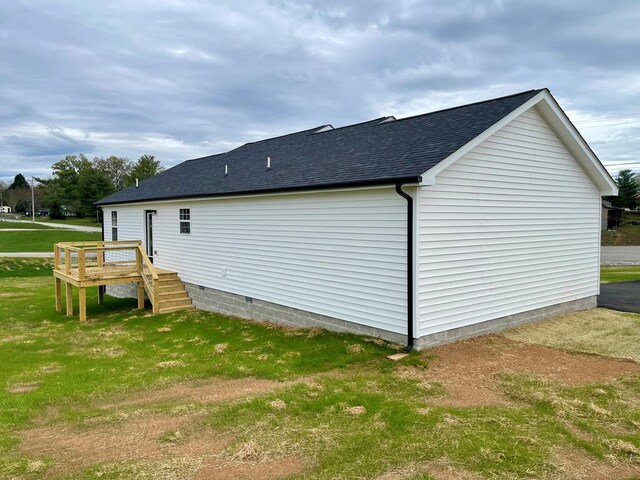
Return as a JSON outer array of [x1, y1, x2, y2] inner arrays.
[[135, 178, 139, 188], [224, 165, 228, 176], [267, 156, 271, 169]]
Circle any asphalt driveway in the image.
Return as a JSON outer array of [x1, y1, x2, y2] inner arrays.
[[598, 281, 640, 313]]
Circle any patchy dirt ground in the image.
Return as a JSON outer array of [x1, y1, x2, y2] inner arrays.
[[21, 376, 301, 479], [552, 446, 640, 480], [6, 382, 40, 394], [16, 334, 640, 479], [398, 335, 640, 407], [22, 415, 229, 474], [371, 452, 640, 480], [194, 457, 305, 480], [101, 376, 288, 409]]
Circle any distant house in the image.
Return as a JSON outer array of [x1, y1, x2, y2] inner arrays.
[[0, 206, 11, 214], [602, 200, 623, 230], [96, 89, 617, 349]]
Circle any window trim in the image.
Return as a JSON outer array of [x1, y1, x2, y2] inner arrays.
[[179, 208, 191, 235], [111, 211, 118, 241]]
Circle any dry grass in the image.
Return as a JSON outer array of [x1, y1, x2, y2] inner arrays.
[[504, 308, 640, 362]]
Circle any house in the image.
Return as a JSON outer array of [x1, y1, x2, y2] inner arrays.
[[0, 206, 11, 213], [601, 200, 623, 230], [96, 89, 617, 349]]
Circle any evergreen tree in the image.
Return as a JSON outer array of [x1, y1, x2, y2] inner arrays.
[[77, 166, 114, 218], [9, 173, 29, 190], [127, 155, 164, 186], [610, 169, 639, 210], [48, 199, 65, 219]]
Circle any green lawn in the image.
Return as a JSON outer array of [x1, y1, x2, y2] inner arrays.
[[43, 217, 101, 227], [0, 258, 53, 278], [0, 221, 53, 229], [0, 230, 101, 252], [601, 265, 640, 284], [0, 259, 638, 479]]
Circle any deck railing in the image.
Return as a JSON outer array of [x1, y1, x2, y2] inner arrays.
[[136, 244, 160, 313], [54, 240, 159, 311]]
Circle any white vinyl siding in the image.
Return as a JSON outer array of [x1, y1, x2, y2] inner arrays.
[[417, 106, 601, 337], [103, 207, 144, 243], [104, 187, 408, 334]]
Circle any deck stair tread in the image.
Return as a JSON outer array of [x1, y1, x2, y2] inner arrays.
[[153, 271, 194, 313]]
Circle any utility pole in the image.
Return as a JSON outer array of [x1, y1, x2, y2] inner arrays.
[[31, 177, 35, 222]]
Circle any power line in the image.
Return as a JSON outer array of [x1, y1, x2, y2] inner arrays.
[[592, 138, 640, 145], [575, 113, 640, 124], [580, 120, 640, 129]]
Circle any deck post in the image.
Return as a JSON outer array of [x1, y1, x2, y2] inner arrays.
[[65, 282, 73, 316], [98, 286, 104, 305], [54, 244, 60, 270], [64, 246, 71, 275], [78, 249, 86, 281], [137, 282, 145, 309], [136, 248, 142, 276], [78, 287, 87, 322], [97, 243, 104, 268], [152, 280, 159, 313], [55, 277, 62, 312]]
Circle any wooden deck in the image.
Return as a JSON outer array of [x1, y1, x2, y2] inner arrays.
[[53, 241, 194, 321]]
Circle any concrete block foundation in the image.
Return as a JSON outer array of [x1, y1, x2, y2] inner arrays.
[[107, 282, 596, 350], [414, 296, 597, 349]]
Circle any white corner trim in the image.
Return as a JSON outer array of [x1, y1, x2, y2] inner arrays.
[[420, 90, 618, 196]]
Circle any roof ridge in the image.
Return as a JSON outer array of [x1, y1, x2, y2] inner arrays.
[[183, 152, 229, 163], [241, 124, 330, 146], [312, 116, 391, 135], [388, 88, 546, 125], [182, 124, 331, 163]]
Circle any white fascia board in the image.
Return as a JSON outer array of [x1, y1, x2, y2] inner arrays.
[[99, 183, 421, 208], [420, 90, 619, 196], [535, 92, 618, 196]]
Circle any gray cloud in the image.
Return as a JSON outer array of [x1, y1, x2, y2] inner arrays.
[[0, 0, 639, 184]]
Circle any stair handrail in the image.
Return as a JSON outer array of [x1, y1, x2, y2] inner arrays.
[[136, 245, 159, 313]]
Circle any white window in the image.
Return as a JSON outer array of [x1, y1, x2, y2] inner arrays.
[[111, 211, 118, 241], [179, 208, 190, 234]]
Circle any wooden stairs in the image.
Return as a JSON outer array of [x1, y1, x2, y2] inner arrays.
[[156, 270, 196, 314]]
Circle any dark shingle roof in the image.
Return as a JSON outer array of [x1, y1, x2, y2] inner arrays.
[[97, 89, 543, 205]]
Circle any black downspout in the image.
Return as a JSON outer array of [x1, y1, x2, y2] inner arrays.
[[99, 207, 105, 299], [99, 207, 104, 242], [395, 183, 414, 352]]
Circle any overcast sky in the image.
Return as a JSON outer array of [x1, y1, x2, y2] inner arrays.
[[1, 0, 639, 183]]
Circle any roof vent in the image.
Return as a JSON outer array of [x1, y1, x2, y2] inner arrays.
[[267, 156, 271, 169], [135, 178, 139, 188], [224, 165, 228, 176], [313, 125, 334, 134], [378, 116, 396, 124]]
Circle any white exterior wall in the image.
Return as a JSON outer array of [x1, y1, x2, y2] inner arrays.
[[417, 106, 601, 337], [103, 206, 144, 242], [103, 187, 408, 334]]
